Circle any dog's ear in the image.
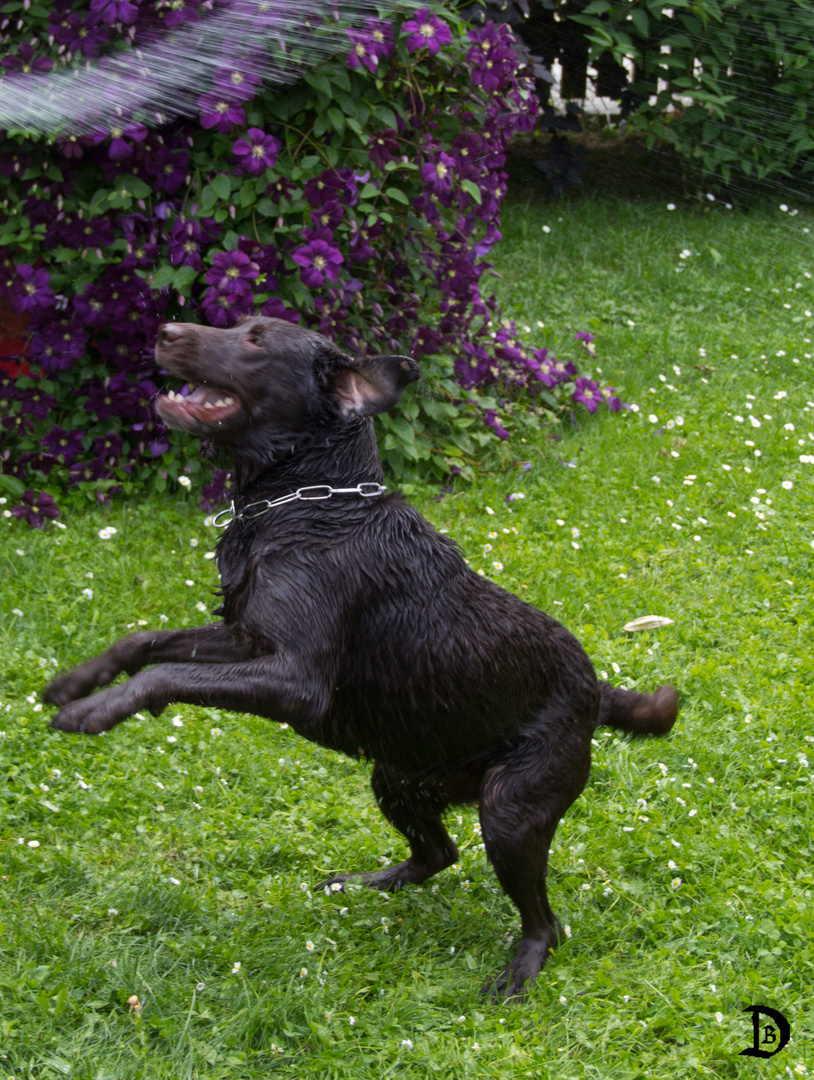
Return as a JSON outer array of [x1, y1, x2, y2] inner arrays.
[[333, 354, 420, 417]]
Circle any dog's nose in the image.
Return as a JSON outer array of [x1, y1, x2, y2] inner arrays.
[[158, 323, 184, 345]]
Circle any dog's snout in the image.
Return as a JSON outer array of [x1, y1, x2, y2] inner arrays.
[[158, 323, 184, 345]]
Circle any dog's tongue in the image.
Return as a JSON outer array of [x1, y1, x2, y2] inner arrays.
[[186, 384, 234, 407]]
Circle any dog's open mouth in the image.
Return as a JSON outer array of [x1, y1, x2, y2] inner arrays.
[[156, 383, 242, 426]]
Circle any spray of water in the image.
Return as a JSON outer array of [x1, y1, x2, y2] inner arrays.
[[0, 0, 410, 138]]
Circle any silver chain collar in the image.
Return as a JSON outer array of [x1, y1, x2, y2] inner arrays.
[[210, 482, 387, 528]]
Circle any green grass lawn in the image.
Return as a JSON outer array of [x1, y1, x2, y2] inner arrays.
[[2, 189, 813, 1078]]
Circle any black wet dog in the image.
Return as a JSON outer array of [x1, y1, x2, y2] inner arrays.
[[45, 316, 678, 999]]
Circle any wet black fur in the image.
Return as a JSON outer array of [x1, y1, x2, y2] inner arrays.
[[45, 316, 678, 1000]]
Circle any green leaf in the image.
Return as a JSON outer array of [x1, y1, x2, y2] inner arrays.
[[373, 105, 398, 129], [151, 265, 177, 289], [630, 8, 649, 37], [327, 108, 346, 136], [0, 473, 25, 497], [331, 65, 351, 91], [384, 186, 409, 205], [86, 189, 110, 216], [116, 174, 151, 198], [304, 70, 332, 97], [173, 266, 199, 293], [212, 173, 232, 201], [461, 179, 482, 205], [200, 184, 218, 212]]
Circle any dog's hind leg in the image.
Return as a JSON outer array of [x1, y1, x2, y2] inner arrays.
[[320, 763, 460, 892], [479, 721, 593, 1002]]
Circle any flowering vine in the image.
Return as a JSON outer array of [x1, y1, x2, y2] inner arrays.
[[0, 2, 620, 523]]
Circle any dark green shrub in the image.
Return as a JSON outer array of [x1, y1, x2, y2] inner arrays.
[[571, 0, 814, 186]]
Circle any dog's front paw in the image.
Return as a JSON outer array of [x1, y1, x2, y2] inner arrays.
[[43, 655, 120, 707], [49, 683, 140, 734]]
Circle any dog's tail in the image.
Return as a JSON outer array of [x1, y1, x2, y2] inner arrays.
[[597, 681, 678, 736]]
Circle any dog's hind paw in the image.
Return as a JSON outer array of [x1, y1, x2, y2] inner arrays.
[[319, 857, 443, 893], [481, 929, 559, 1002], [481, 965, 528, 1003]]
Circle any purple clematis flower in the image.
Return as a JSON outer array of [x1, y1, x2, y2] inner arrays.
[[49, 10, 109, 57], [93, 432, 124, 464], [58, 215, 116, 250], [421, 152, 456, 199], [143, 146, 190, 194], [1, 43, 54, 74], [200, 285, 254, 328], [412, 325, 444, 357], [349, 220, 383, 263], [11, 490, 60, 529], [451, 132, 484, 180], [310, 201, 344, 231], [168, 218, 207, 271], [104, 122, 148, 162], [291, 239, 344, 289], [198, 93, 246, 133], [11, 266, 55, 314], [97, 333, 150, 373], [205, 250, 260, 292], [466, 23, 517, 94], [232, 129, 281, 175], [573, 376, 602, 414], [89, 0, 140, 26], [346, 17, 395, 73], [67, 458, 112, 485], [575, 330, 596, 358], [28, 317, 88, 373], [484, 409, 510, 440], [303, 170, 345, 209], [201, 469, 232, 511], [260, 298, 300, 323], [41, 427, 85, 464], [18, 388, 58, 420], [551, 358, 578, 382], [214, 65, 262, 104], [346, 29, 379, 75], [367, 129, 400, 172], [402, 9, 452, 56], [83, 374, 145, 421]]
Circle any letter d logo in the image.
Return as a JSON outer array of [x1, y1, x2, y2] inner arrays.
[[740, 1005, 791, 1058]]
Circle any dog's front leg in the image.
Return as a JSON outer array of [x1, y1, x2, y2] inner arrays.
[[49, 654, 332, 736], [43, 624, 244, 707]]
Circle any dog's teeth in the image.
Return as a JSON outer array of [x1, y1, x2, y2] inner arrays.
[[223, 396, 235, 406], [167, 390, 177, 401], [204, 401, 214, 409], [214, 398, 227, 407]]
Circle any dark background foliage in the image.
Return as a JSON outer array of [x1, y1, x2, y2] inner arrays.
[[464, 0, 814, 192]]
